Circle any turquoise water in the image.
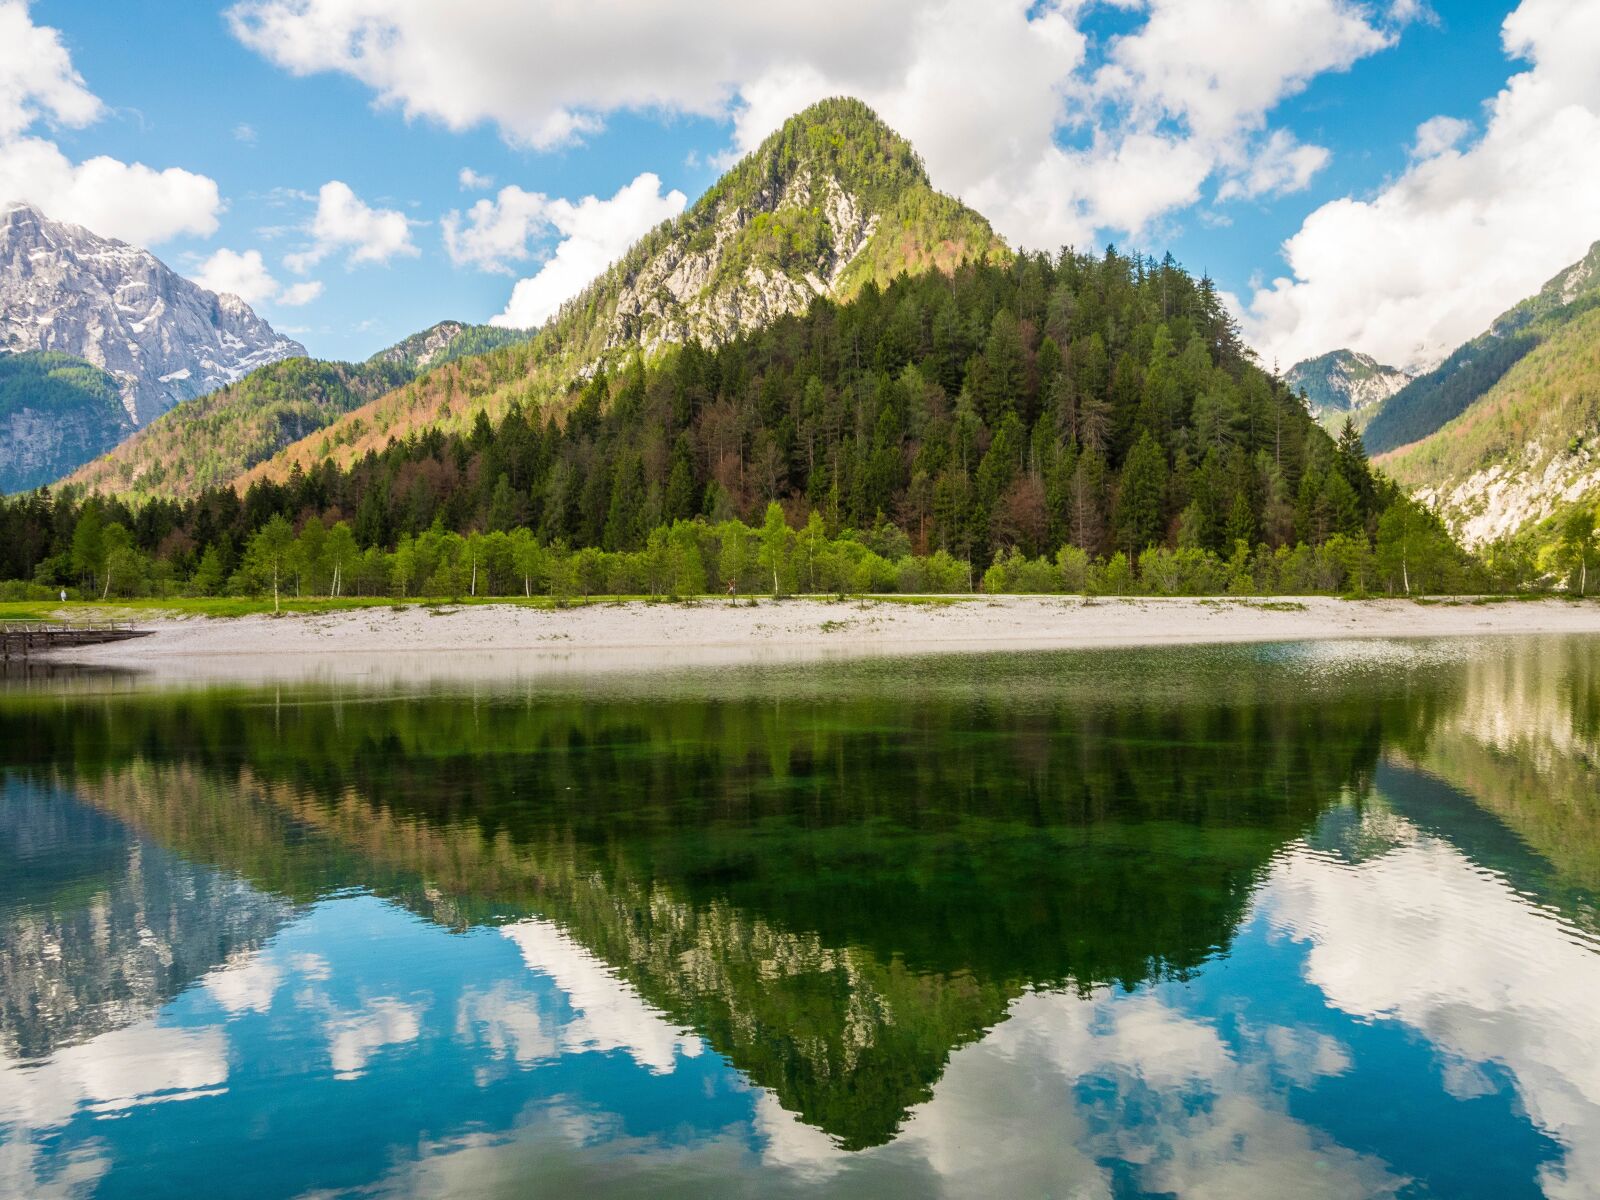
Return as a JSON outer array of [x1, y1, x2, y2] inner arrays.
[[2, 637, 1599, 1197]]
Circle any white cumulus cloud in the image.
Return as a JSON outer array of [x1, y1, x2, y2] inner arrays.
[[0, 136, 221, 245], [0, 2, 221, 246], [1409, 114, 1471, 160], [191, 247, 324, 309], [479, 173, 687, 329], [0, 0, 101, 138], [191, 247, 279, 303], [227, 0, 1411, 255], [1091, 0, 1393, 143], [285, 180, 418, 272], [1240, 0, 1600, 370], [443, 184, 551, 274], [226, 0, 921, 151], [278, 279, 324, 306], [1218, 129, 1331, 202], [458, 166, 493, 191]]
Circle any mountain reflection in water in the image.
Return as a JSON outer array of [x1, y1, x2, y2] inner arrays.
[[1, 637, 1597, 1198]]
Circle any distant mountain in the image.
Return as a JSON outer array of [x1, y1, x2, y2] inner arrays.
[[1285, 349, 1411, 434], [1379, 239, 1600, 548], [1364, 240, 1600, 456], [64, 356, 408, 501], [64, 321, 537, 501], [0, 201, 304, 484], [0, 351, 129, 493], [241, 97, 1007, 485], [367, 320, 531, 372]]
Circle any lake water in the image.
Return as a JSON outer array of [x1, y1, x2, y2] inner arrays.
[[2, 637, 1598, 1198]]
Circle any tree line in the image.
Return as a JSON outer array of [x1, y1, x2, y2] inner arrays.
[[10, 497, 1492, 608], [2, 245, 1502, 601]]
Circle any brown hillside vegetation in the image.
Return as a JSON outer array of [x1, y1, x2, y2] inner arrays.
[[236, 98, 1004, 490]]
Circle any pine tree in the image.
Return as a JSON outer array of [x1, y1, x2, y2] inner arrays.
[[1069, 449, 1107, 553], [1224, 489, 1257, 548], [1113, 431, 1167, 558], [603, 454, 646, 550], [1321, 471, 1362, 537]]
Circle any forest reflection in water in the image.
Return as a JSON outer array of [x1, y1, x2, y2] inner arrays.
[[2, 636, 1598, 1198]]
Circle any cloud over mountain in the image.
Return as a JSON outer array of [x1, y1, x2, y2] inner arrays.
[[0, 1, 221, 245], [1241, 0, 1600, 370], [227, 0, 1409, 257]]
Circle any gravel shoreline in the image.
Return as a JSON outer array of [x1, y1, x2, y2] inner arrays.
[[30, 594, 1600, 686]]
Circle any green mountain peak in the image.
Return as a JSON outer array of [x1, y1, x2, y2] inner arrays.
[[560, 94, 1005, 363], [1365, 237, 1600, 456], [234, 97, 1006, 485]]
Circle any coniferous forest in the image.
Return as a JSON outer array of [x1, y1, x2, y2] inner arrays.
[[1, 247, 1480, 601]]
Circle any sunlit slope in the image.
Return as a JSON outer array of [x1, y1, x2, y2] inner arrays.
[[1379, 303, 1600, 546], [238, 98, 1006, 488], [63, 322, 531, 502], [1364, 238, 1600, 457]]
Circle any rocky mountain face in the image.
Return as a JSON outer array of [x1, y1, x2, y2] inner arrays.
[[0, 201, 303, 430], [1379, 239, 1600, 550], [368, 320, 472, 371], [236, 97, 1008, 484], [1285, 349, 1411, 434], [366, 319, 531, 372], [0, 351, 130, 492], [601, 158, 880, 357], [575, 97, 1004, 367]]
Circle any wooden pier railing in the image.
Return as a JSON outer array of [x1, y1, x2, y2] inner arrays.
[[0, 620, 152, 659]]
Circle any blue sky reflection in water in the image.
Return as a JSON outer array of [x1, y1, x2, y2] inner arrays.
[[2, 636, 1599, 1198]]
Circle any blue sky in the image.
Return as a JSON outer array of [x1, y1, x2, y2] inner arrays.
[[6, 0, 1599, 369]]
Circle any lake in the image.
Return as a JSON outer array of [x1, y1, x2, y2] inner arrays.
[[3, 637, 1598, 1198]]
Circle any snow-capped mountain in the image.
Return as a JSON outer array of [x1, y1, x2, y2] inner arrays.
[[1285, 349, 1412, 434], [0, 202, 304, 427]]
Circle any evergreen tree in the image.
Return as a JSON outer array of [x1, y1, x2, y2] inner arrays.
[[1113, 432, 1167, 558], [1321, 471, 1362, 537], [1069, 449, 1108, 553]]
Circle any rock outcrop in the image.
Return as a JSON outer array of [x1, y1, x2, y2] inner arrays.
[[0, 202, 303, 427]]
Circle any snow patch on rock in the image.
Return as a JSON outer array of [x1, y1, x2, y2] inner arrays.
[[0, 202, 303, 426]]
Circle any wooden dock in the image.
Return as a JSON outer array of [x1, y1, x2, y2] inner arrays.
[[0, 620, 152, 659]]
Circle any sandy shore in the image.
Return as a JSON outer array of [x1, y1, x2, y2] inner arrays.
[[26, 594, 1600, 685]]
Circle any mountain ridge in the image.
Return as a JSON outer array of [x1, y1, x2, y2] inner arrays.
[[367, 320, 533, 372], [0, 202, 304, 425], [235, 97, 1006, 489], [1377, 239, 1600, 551], [1364, 239, 1600, 456], [61, 320, 537, 501], [1, 201, 305, 489]]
